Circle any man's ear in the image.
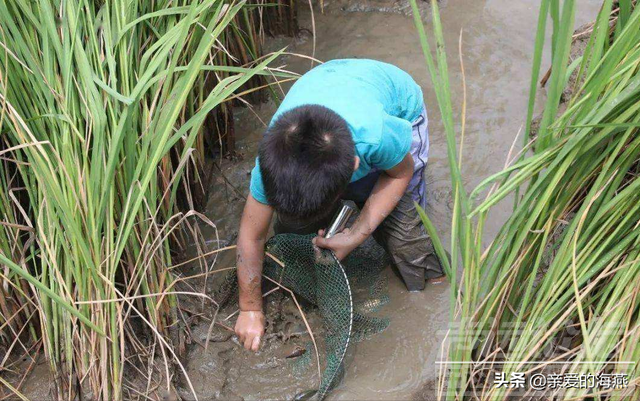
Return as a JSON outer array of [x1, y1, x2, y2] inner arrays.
[[353, 156, 360, 172]]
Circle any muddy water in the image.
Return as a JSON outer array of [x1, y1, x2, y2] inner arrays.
[[6, 2, 605, 401], [188, 1, 603, 400]]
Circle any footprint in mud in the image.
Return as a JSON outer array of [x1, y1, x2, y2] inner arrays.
[[426, 182, 455, 213]]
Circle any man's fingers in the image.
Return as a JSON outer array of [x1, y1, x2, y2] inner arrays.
[[244, 335, 254, 350], [313, 236, 328, 248], [251, 336, 261, 352], [313, 230, 327, 247]]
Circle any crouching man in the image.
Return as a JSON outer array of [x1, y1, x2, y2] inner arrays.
[[234, 59, 444, 351]]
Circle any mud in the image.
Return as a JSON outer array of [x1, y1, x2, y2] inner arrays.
[[177, 1, 603, 400], [13, 1, 604, 400], [177, 289, 325, 400], [324, 0, 443, 16]]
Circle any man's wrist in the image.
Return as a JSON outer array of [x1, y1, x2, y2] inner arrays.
[[345, 229, 368, 252], [239, 299, 263, 312], [240, 309, 264, 315], [349, 220, 374, 243]]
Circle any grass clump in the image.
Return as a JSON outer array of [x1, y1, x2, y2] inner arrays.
[[0, 0, 287, 399], [411, 0, 640, 399]]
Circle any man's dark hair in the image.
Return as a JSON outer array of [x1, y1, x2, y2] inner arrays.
[[259, 104, 355, 221]]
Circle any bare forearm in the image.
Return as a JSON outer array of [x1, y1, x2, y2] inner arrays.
[[237, 237, 265, 311], [236, 195, 273, 312], [351, 172, 411, 241], [351, 153, 414, 241]]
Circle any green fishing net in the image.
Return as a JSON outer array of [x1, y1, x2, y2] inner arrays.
[[263, 234, 390, 400], [213, 233, 390, 400]]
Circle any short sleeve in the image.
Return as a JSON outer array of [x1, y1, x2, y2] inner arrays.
[[249, 159, 270, 204], [368, 114, 413, 170]]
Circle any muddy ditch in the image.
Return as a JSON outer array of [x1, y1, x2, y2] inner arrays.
[[10, 1, 606, 400], [173, 1, 603, 400]]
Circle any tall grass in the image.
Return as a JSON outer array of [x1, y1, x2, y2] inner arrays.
[[411, 0, 640, 399], [0, 1, 290, 399]]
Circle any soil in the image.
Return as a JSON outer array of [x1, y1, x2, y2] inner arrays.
[[176, 288, 325, 400], [12, 0, 604, 400]]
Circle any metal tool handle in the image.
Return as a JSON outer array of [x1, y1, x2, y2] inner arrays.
[[324, 200, 357, 239]]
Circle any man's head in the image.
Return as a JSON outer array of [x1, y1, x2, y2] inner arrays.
[[259, 104, 357, 222]]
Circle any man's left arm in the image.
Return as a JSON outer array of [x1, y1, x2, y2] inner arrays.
[[313, 153, 413, 259]]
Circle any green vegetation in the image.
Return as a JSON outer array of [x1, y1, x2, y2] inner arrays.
[[4, 0, 638, 399], [0, 0, 294, 399], [412, 0, 640, 399]]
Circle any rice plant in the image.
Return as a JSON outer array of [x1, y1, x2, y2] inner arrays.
[[0, 1, 289, 399], [411, 0, 640, 399]]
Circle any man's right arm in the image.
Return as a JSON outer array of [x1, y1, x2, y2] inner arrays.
[[235, 194, 273, 351]]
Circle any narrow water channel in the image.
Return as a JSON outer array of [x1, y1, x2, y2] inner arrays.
[[184, 1, 603, 399]]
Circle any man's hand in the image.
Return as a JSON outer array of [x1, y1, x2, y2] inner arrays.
[[314, 153, 414, 260], [235, 310, 265, 351], [312, 228, 363, 261]]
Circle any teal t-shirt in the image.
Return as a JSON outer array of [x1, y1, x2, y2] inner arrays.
[[250, 59, 424, 204]]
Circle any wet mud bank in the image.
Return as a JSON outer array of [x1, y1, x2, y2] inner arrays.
[[178, 1, 604, 400]]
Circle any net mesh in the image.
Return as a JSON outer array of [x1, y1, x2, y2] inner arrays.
[[213, 233, 390, 400], [263, 234, 389, 399]]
